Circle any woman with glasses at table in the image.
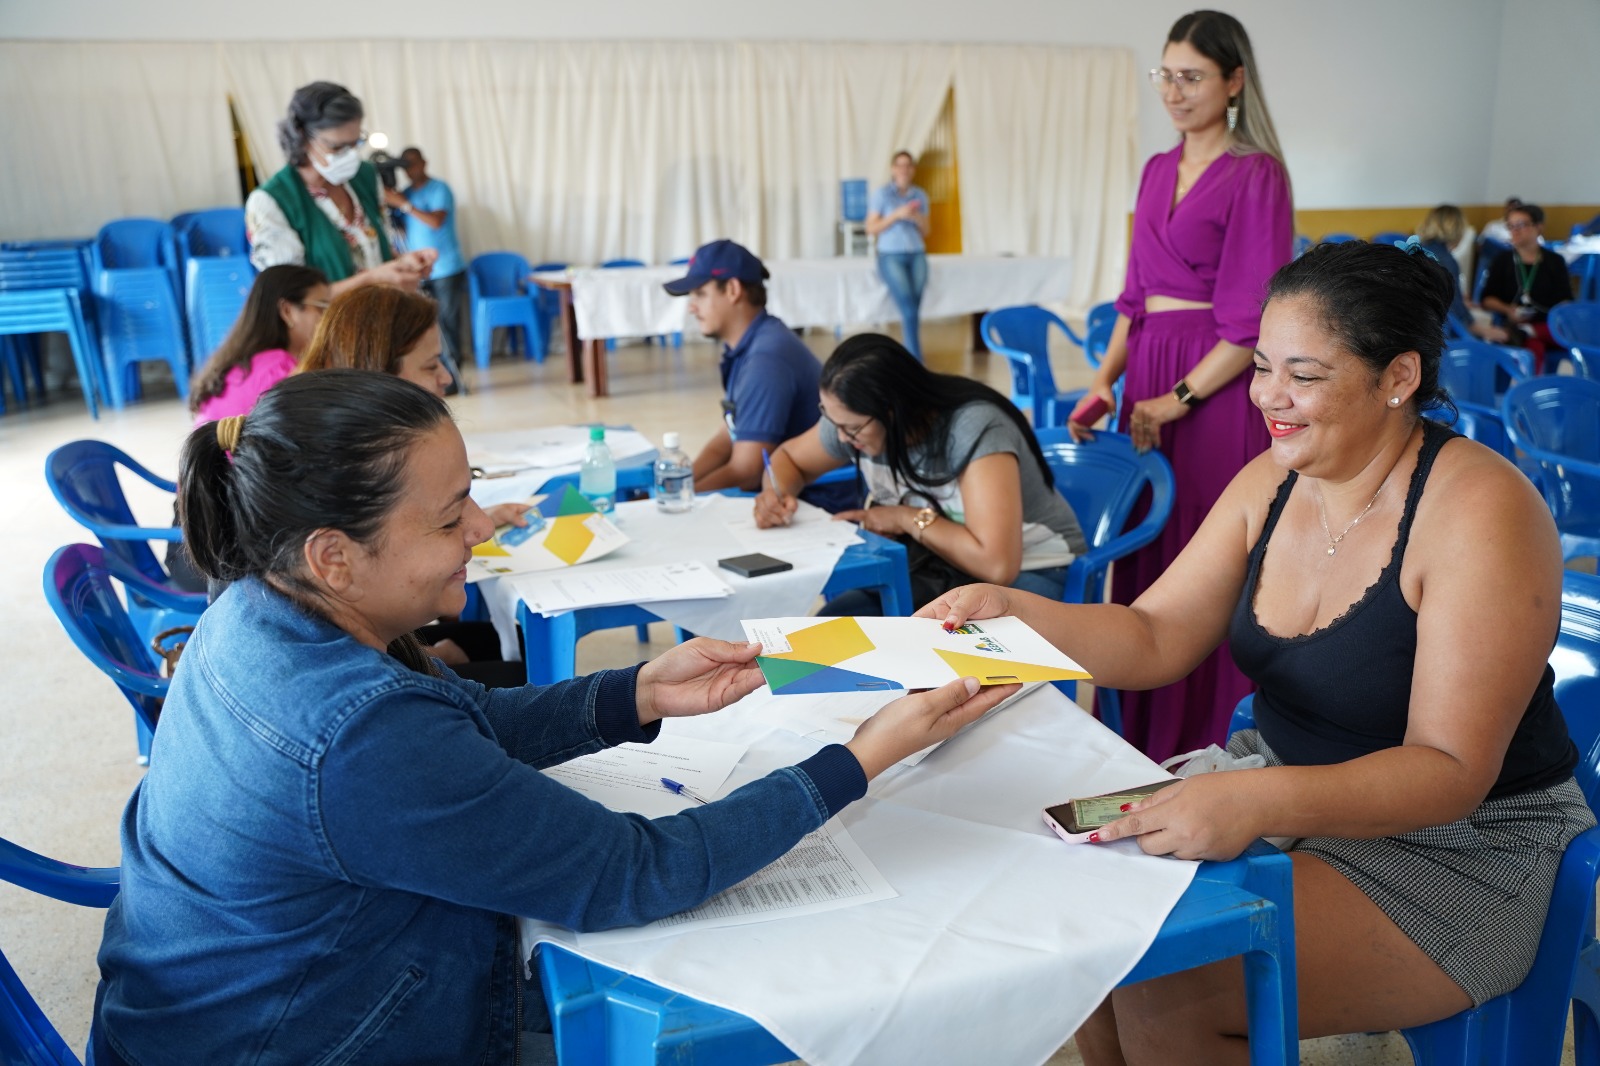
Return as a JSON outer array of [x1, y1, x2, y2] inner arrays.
[[755, 333, 1087, 613], [1066, 10, 1293, 763], [92, 370, 1015, 1066], [245, 81, 436, 294], [924, 240, 1591, 1063]]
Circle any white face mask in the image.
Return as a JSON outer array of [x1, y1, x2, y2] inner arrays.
[[312, 146, 362, 186]]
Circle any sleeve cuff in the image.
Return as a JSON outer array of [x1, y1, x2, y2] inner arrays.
[[594, 664, 658, 746], [794, 744, 868, 819]]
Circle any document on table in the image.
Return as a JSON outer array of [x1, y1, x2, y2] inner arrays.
[[466, 425, 655, 474], [466, 488, 630, 582], [516, 560, 732, 614], [543, 734, 746, 818], [721, 502, 861, 555], [576, 819, 896, 945]]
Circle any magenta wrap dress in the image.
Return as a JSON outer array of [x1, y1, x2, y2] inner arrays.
[[1111, 144, 1293, 762]]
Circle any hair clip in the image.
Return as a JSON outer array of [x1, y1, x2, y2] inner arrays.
[[1393, 234, 1442, 265]]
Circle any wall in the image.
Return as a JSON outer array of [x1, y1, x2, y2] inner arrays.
[[2, 0, 1588, 210]]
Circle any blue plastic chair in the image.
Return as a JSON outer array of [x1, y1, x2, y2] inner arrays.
[[1082, 301, 1122, 430], [979, 306, 1092, 428], [44, 440, 208, 654], [599, 259, 664, 350], [529, 261, 568, 361], [1231, 569, 1600, 1064], [184, 257, 256, 366], [1371, 230, 1409, 246], [1034, 429, 1176, 730], [0, 249, 103, 415], [1436, 341, 1533, 457], [1550, 302, 1600, 381], [175, 207, 247, 261], [467, 252, 544, 369], [1474, 239, 1512, 304], [43, 543, 176, 764], [1320, 232, 1359, 244], [840, 179, 869, 223], [89, 218, 178, 275], [0, 832, 119, 1066], [90, 221, 188, 407], [1503, 377, 1600, 565]]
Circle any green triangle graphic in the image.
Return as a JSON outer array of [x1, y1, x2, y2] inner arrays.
[[556, 485, 595, 517], [757, 656, 827, 690]]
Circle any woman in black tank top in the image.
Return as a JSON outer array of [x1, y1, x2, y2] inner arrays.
[[917, 240, 1589, 1061]]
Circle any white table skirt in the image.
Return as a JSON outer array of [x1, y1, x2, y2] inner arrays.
[[567, 254, 1073, 340], [523, 683, 1196, 1066]]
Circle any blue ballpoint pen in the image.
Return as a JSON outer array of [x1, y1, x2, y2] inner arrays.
[[660, 777, 710, 804]]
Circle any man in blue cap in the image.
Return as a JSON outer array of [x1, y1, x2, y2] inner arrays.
[[665, 240, 853, 510]]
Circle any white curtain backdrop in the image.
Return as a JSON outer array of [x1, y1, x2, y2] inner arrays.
[[0, 39, 1136, 302]]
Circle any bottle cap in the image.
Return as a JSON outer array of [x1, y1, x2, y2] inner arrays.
[[589, 425, 605, 441], [663, 432, 680, 449]]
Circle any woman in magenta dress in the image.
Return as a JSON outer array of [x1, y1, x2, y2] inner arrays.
[[1069, 10, 1292, 761]]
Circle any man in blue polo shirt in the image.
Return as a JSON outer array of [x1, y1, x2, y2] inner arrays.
[[664, 240, 853, 511], [395, 147, 467, 379]]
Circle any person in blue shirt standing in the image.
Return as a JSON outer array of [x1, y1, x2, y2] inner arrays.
[[664, 239, 855, 510], [866, 150, 931, 359], [391, 147, 467, 381]]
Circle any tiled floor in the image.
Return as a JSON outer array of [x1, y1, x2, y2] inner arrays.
[[0, 318, 1577, 1063]]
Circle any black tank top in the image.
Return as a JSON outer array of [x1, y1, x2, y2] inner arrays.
[[1229, 420, 1576, 798]]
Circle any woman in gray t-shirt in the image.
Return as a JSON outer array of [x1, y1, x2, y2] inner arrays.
[[756, 334, 1087, 612]]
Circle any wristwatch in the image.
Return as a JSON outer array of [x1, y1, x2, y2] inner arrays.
[[912, 506, 939, 538], [1172, 380, 1199, 407]]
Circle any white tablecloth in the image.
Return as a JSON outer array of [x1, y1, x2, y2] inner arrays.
[[567, 254, 1073, 340], [523, 683, 1196, 1066]]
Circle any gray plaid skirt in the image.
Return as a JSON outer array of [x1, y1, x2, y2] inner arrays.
[[1227, 729, 1594, 1005]]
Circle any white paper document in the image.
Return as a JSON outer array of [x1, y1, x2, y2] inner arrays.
[[576, 820, 896, 944], [721, 504, 861, 555], [467, 425, 655, 473], [466, 510, 629, 582], [516, 560, 732, 614], [543, 734, 747, 818]]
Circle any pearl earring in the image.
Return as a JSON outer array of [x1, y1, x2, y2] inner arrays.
[[1226, 98, 1239, 132], [1389, 397, 1401, 407]]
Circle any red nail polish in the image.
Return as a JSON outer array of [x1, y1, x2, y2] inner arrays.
[[942, 622, 955, 633], [1119, 803, 1132, 812], [1087, 832, 1100, 844]]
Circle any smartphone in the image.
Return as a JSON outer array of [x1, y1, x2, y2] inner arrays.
[[718, 552, 794, 578], [1071, 395, 1110, 426], [1042, 780, 1178, 839]]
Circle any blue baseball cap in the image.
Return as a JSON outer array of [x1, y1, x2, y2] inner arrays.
[[662, 239, 769, 296]]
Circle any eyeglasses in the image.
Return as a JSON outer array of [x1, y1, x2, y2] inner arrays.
[[300, 298, 331, 311], [1506, 220, 1537, 233], [312, 131, 368, 155], [822, 404, 874, 442], [1148, 68, 1216, 97]]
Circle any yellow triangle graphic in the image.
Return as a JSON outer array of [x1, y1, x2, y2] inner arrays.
[[472, 540, 511, 558], [768, 616, 875, 666], [542, 514, 596, 565], [933, 648, 1091, 685]]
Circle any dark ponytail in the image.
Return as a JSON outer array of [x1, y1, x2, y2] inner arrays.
[[1263, 239, 1457, 418], [178, 370, 452, 672]]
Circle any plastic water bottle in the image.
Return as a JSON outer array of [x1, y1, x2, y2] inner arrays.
[[579, 425, 616, 513], [654, 432, 695, 512]]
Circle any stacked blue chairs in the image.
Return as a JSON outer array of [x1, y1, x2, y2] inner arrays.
[[175, 207, 247, 261], [1550, 302, 1600, 380], [90, 219, 188, 407], [1434, 341, 1532, 457], [1320, 232, 1359, 244], [1503, 376, 1600, 565], [1371, 230, 1409, 246], [980, 305, 1092, 429], [599, 259, 664, 350], [530, 260, 568, 361], [0, 831, 119, 1065], [44, 440, 208, 644], [44, 543, 175, 763], [467, 252, 544, 370], [1034, 428, 1176, 731], [0, 247, 103, 415], [1230, 569, 1600, 1065], [185, 257, 256, 366]]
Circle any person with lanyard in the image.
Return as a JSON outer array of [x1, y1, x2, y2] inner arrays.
[[865, 150, 932, 359], [245, 81, 436, 294], [663, 239, 856, 512], [1480, 202, 1573, 372]]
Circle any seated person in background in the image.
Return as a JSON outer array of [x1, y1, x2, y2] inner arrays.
[[1480, 202, 1572, 371], [189, 265, 329, 425], [757, 333, 1087, 613], [246, 81, 436, 294], [300, 285, 531, 686], [1415, 207, 1510, 344], [94, 370, 1012, 1066], [1478, 195, 1523, 244], [663, 240, 855, 512], [921, 240, 1591, 1063]]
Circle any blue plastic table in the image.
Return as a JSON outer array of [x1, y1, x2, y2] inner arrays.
[[535, 840, 1296, 1065]]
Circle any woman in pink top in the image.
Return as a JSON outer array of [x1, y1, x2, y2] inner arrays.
[[189, 265, 330, 425], [1068, 10, 1293, 761]]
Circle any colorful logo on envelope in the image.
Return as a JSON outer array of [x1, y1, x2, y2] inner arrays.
[[470, 486, 598, 565], [755, 617, 905, 695]]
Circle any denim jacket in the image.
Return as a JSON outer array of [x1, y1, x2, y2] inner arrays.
[[97, 579, 866, 1065]]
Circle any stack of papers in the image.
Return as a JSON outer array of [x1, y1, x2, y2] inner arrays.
[[467, 425, 655, 476], [466, 487, 629, 582], [519, 560, 732, 614]]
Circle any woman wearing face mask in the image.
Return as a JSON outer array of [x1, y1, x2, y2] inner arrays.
[[245, 81, 436, 294]]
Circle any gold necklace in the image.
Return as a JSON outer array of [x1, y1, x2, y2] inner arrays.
[[1314, 469, 1395, 557]]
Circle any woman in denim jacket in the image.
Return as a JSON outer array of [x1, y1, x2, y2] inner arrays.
[[94, 370, 1011, 1065]]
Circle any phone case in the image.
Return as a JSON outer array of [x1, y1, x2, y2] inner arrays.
[[718, 553, 793, 578], [1071, 395, 1110, 426]]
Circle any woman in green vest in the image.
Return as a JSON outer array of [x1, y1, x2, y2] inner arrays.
[[245, 81, 437, 295]]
